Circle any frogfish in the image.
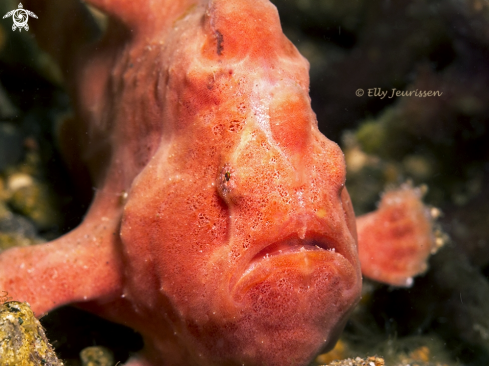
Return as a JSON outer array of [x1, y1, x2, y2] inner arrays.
[[0, 0, 437, 365]]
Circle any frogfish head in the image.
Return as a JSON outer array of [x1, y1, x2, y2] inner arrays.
[[118, 0, 362, 365]]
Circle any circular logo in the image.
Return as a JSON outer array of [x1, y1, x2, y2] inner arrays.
[[12, 9, 29, 29]]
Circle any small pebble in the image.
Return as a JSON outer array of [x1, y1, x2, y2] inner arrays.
[[80, 346, 115, 366]]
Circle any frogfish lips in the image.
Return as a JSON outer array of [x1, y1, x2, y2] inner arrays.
[[221, 231, 361, 366], [245, 233, 344, 275]]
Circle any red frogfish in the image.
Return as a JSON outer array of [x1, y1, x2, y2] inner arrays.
[[0, 0, 436, 365]]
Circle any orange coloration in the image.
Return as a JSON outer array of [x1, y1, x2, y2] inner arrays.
[[0, 0, 435, 365], [357, 186, 436, 287]]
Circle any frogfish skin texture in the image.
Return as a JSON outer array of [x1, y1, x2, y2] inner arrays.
[[0, 0, 436, 365]]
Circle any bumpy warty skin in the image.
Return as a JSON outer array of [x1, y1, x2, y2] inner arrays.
[[0, 0, 436, 365], [110, 1, 362, 364], [0, 0, 362, 365]]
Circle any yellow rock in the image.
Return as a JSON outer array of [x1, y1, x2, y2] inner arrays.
[[0, 301, 63, 366]]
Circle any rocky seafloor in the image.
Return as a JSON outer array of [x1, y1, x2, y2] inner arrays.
[[0, 0, 488, 365]]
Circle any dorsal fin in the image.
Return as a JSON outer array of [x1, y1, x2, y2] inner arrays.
[[82, 0, 150, 29], [83, 0, 198, 35], [20, 0, 198, 76]]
